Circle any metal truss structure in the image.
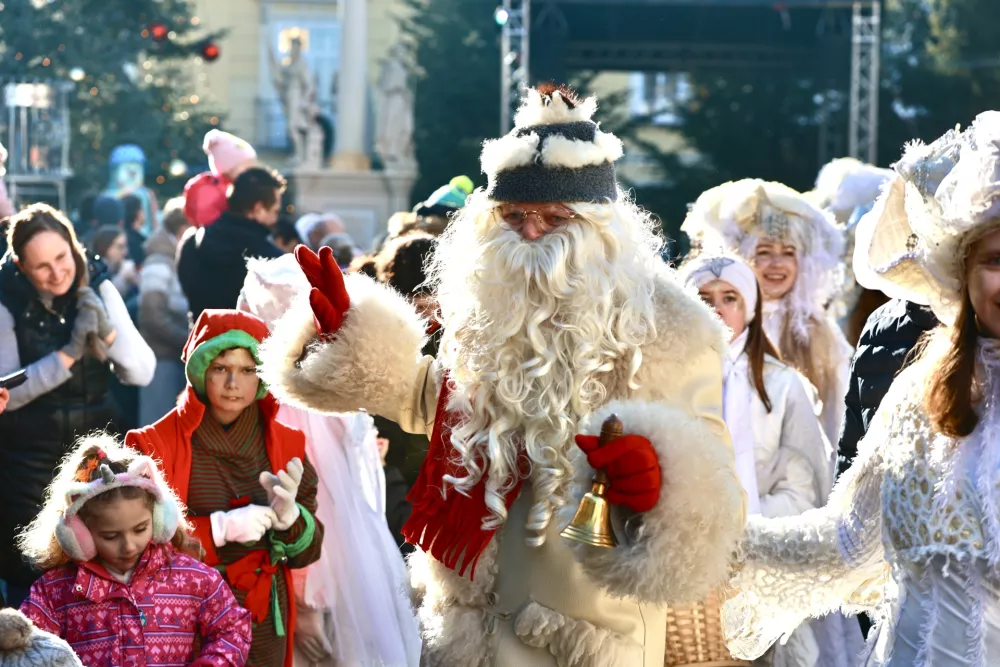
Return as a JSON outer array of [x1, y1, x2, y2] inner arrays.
[[502, 0, 881, 166], [500, 0, 531, 134], [849, 0, 881, 163]]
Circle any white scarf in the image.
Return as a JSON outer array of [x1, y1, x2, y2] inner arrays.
[[762, 299, 785, 349], [724, 329, 762, 515]]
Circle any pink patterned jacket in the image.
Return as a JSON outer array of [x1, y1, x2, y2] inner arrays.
[[20, 543, 251, 667]]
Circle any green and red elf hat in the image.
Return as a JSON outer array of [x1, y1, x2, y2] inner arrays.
[[182, 309, 270, 401]]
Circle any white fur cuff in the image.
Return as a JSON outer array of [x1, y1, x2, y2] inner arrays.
[[561, 400, 746, 605], [514, 601, 643, 667], [258, 273, 427, 418]]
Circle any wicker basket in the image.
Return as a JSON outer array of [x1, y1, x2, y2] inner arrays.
[[663, 589, 751, 667]]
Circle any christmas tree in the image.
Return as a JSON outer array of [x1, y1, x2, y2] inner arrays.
[[399, 0, 501, 204], [0, 0, 224, 203]]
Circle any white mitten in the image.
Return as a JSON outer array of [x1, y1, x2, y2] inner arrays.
[[259, 457, 303, 531], [209, 505, 277, 547]]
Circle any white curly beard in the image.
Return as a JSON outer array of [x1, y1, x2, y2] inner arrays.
[[426, 190, 661, 546]]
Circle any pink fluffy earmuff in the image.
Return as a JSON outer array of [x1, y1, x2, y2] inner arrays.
[[55, 457, 181, 562]]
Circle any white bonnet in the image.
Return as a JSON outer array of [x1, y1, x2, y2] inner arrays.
[[679, 253, 759, 323]]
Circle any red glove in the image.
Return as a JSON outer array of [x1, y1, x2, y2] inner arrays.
[[574, 433, 662, 513], [295, 245, 351, 337]]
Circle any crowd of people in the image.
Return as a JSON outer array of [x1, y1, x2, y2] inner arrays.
[[0, 82, 997, 667]]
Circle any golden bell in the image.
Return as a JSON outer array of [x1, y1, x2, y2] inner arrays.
[[560, 415, 622, 548]]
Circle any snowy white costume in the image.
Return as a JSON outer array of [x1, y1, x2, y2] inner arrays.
[[238, 255, 422, 667], [811, 157, 896, 327], [724, 111, 1000, 667], [682, 255, 855, 667], [681, 179, 853, 446]]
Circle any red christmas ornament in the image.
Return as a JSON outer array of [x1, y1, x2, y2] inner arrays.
[[149, 22, 169, 42], [201, 42, 220, 62]]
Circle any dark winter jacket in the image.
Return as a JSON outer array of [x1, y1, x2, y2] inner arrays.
[[837, 298, 939, 476], [0, 258, 116, 587], [177, 210, 283, 320]]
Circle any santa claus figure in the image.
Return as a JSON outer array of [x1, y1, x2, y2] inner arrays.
[[260, 84, 746, 667]]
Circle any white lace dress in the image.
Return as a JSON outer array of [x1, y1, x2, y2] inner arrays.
[[724, 342, 1000, 666]]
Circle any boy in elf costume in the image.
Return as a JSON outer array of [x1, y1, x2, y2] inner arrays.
[[127, 309, 323, 667]]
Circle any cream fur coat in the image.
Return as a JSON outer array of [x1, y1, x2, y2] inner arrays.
[[260, 263, 747, 667]]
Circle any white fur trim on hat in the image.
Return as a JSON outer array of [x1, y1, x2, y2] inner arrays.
[[480, 132, 539, 177], [539, 130, 623, 169], [513, 88, 599, 128]]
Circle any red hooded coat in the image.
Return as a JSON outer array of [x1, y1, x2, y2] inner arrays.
[[127, 309, 314, 667]]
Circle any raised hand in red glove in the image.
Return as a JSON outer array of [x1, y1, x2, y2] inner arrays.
[[574, 433, 662, 513], [295, 244, 351, 337]]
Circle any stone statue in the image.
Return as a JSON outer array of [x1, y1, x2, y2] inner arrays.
[[375, 44, 416, 171], [269, 36, 324, 168]]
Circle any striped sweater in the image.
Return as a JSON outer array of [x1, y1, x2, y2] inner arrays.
[[187, 403, 322, 667], [127, 387, 324, 667], [20, 543, 251, 666]]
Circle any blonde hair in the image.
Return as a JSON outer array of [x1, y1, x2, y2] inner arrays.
[[17, 433, 200, 570], [777, 312, 840, 405]]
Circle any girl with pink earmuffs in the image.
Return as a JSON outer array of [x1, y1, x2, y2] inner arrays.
[[15, 434, 252, 666]]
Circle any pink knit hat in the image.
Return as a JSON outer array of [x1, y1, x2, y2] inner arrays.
[[204, 130, 256, 178]]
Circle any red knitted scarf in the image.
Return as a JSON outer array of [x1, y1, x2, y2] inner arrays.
[[401, 375, 525, 578]]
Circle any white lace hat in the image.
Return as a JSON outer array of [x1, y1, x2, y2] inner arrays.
[[853, 111, 1000, 324]]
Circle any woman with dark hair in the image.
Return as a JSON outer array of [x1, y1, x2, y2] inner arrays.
[[122, 193, 147, 266], [725, 113, 1000, 666], [678, 252, 841, 666], [89, 224, 138, 298], [0, 203, 154, 607]]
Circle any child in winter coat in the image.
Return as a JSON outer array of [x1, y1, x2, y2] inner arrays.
[[238, 254, 421, 667], [679, 252, 859, 667], [184, 130, 258, 227], [16, 435, 252, 666], [127, 309, 325, 667]]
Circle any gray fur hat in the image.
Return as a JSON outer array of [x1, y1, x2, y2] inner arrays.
[[0, 608, 82, 667], [481, 84, 624, 203]]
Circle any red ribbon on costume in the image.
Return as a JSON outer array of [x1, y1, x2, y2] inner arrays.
[[401, 374, 526, 579], [225, 550, 280, 623], [228, 495, 252, 510]]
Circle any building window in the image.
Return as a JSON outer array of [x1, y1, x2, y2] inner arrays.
[[628, 72, 693, 126], [258, 17, 341, 150]]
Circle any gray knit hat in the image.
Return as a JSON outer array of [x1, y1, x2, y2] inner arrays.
[[0, 609, 82, 667], [481, 84, 624, 203]]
